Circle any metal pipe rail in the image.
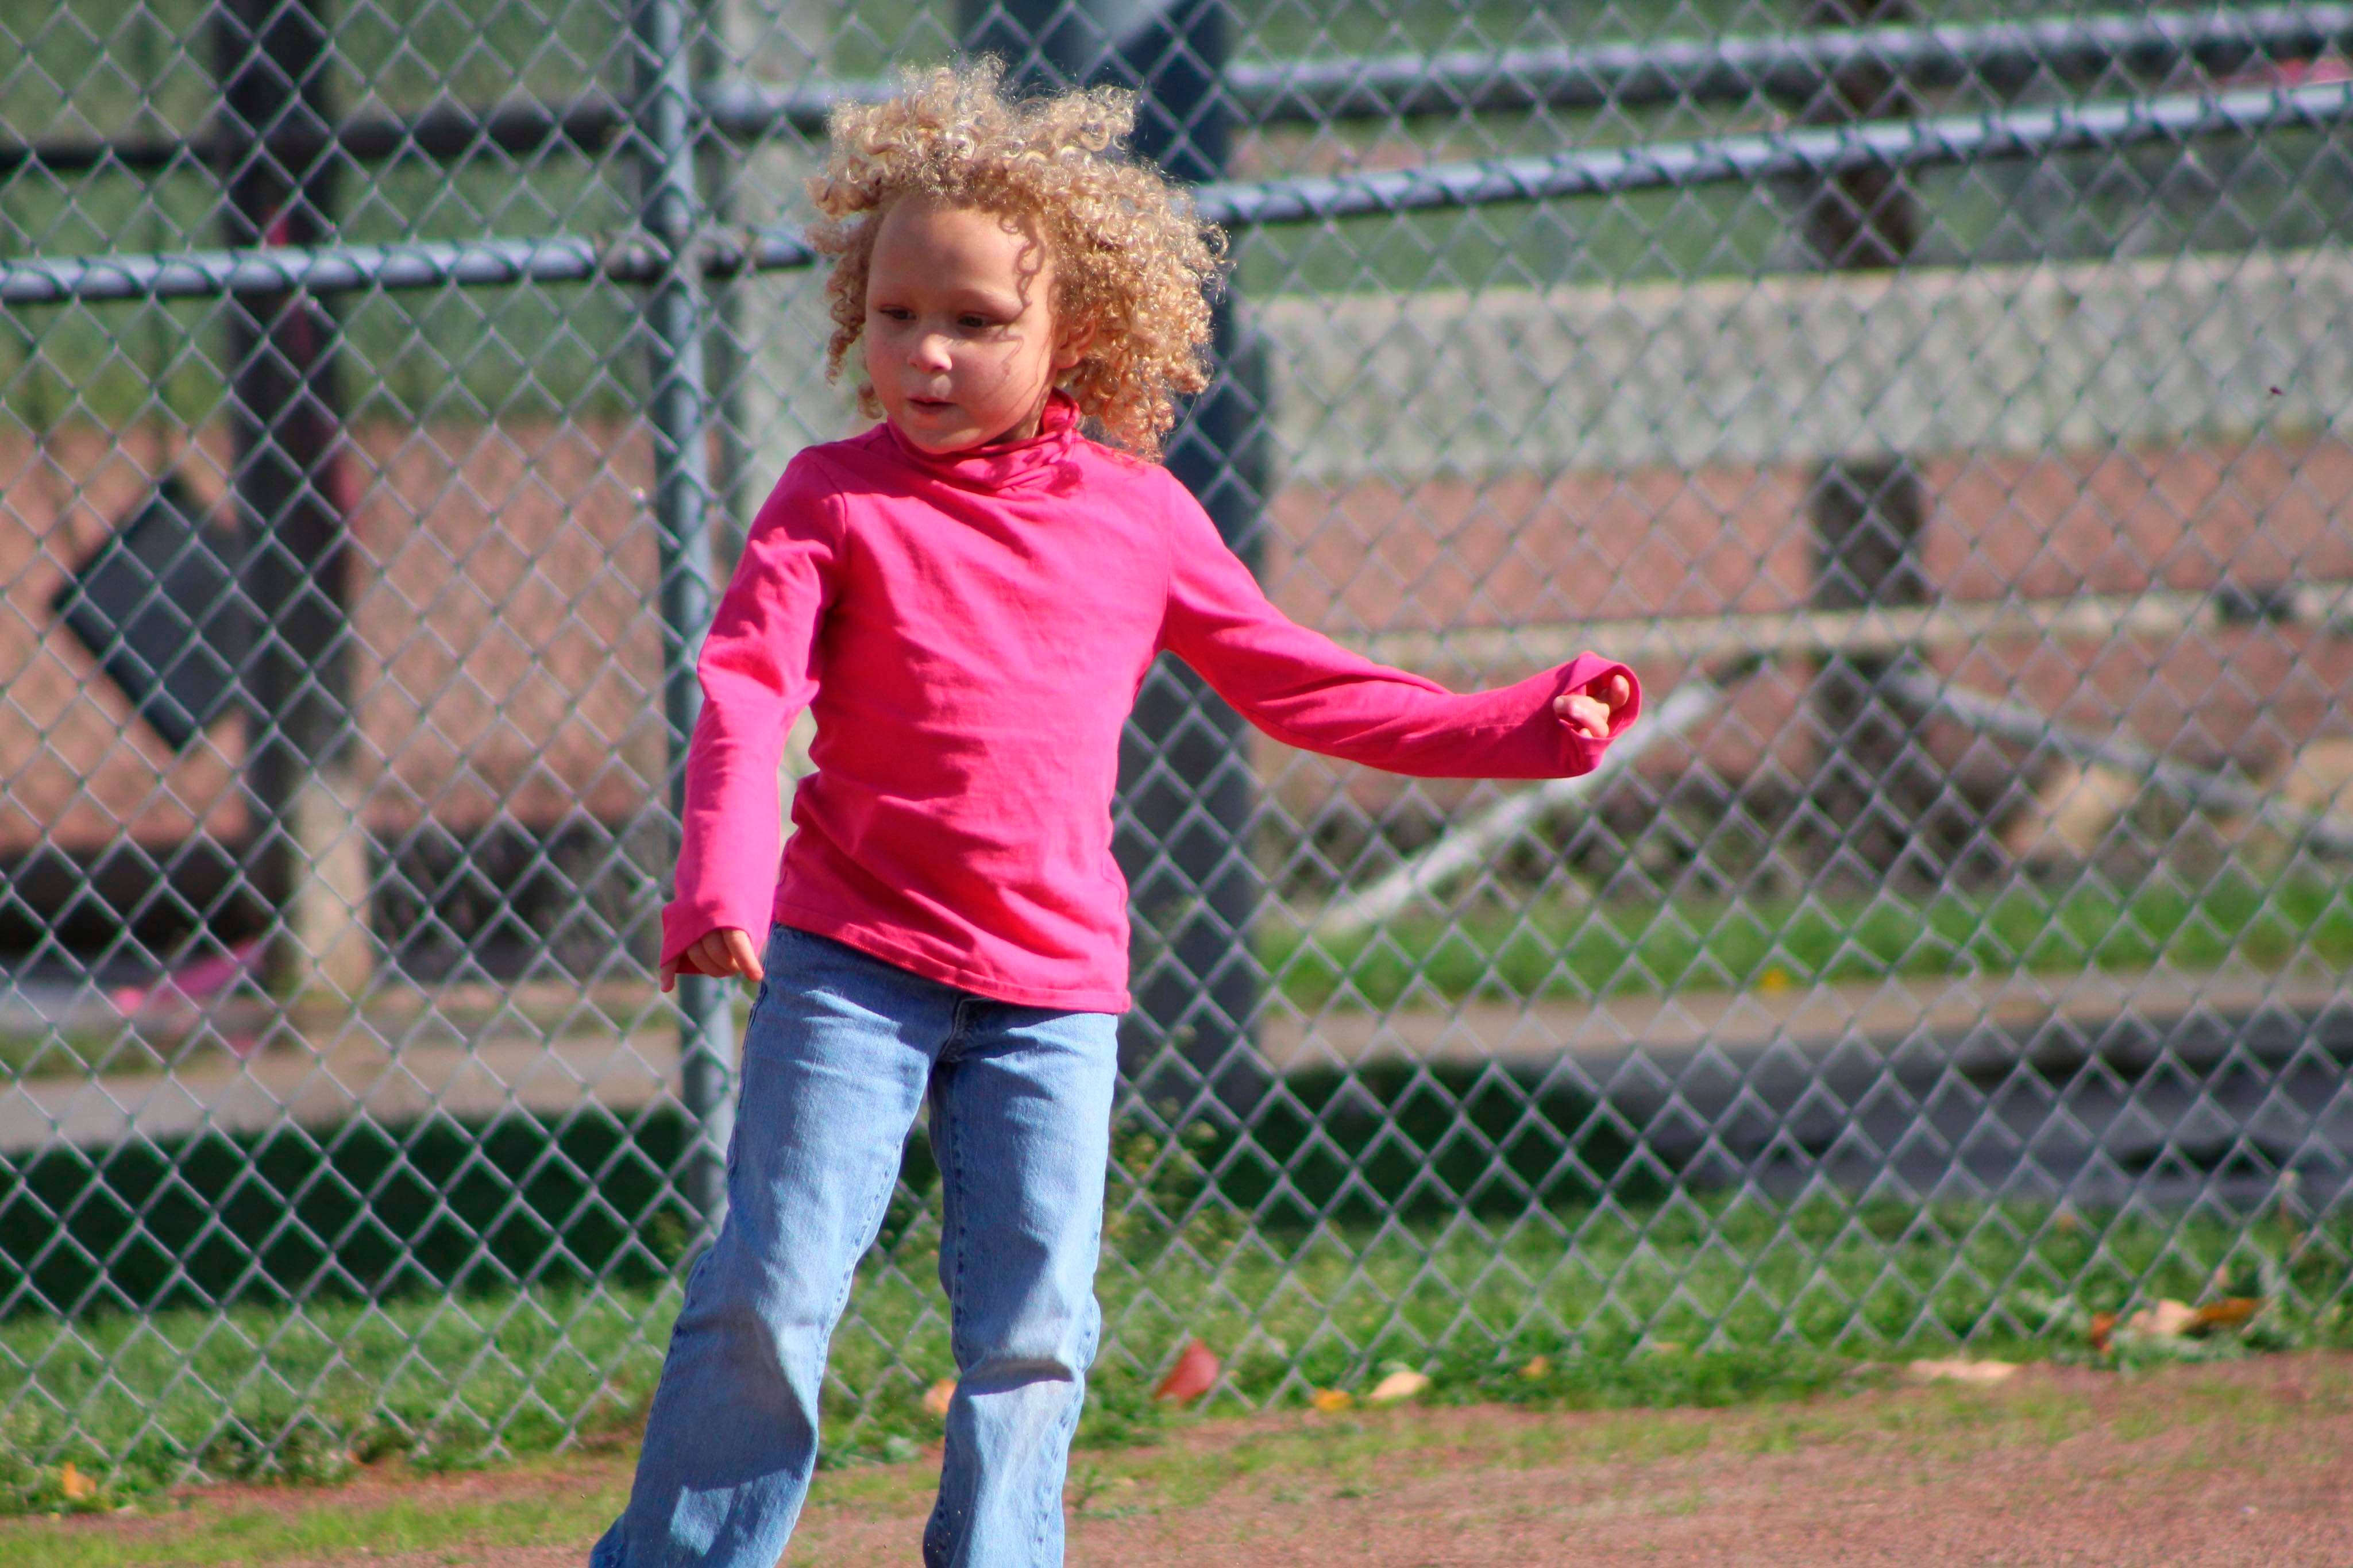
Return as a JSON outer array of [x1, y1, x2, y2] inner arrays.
[[1191, 78, 2353, 229], [6, 78, 2350, 306], [1230, 3, 2353, 122], [5, 5, 2349, 181], [1356, 583, 2353, 674]]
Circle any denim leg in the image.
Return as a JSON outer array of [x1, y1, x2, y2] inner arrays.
[[591, 927, 948, 1568], [921, 1003, 1119, 1568]]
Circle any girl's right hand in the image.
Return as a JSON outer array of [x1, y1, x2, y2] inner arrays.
[[659, 927, 765, 993]]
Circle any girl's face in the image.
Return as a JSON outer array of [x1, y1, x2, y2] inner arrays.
[[862, 198, 1086, 454]]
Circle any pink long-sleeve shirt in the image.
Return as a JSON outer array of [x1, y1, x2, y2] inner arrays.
[[662, 393, 1641, 1013]]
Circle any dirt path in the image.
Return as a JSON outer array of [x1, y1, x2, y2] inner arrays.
[[11, 1354, 2352, 1566]]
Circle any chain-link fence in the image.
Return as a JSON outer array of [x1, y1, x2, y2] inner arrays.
[[5, 0, 2353, 1490]]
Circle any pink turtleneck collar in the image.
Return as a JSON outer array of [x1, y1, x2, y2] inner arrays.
[[876, 389, 1085, 491]]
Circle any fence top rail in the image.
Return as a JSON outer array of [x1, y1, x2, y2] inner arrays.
[[1361, 582, 2353, 674], [1230, 2, 2353, 121], [5, 79, 2348, 307], [1192, 78, 2353, 228], [6, 4, 2351, 183]]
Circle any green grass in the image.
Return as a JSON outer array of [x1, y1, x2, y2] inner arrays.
[[0, 1470, 633, 1567], [3, 1188, 2347, 1516], [1259, 872, 2353, 1012]]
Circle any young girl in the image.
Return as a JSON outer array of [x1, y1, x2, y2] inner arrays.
[[591, 61, 1638, 1568]]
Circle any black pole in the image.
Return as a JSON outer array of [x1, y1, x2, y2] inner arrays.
[[961, 0, 1271, 1128], [211, 0, 375, 999], [1792, 0, 1941, 887]]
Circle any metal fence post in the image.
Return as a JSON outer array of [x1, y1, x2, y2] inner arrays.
[[963, 0, 1272, 1127], [695, 0, 754, 574], [210, 0, 375, 1002], [1792, 0, 1940, 886], [631, 0, 732, 1234]]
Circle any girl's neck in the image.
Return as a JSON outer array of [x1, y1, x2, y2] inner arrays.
[[963, 400, 1048, 452], [881, 389, 1081, 488]]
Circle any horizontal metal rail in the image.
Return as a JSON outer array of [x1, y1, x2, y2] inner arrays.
[[1193, 78, 2353, 228], [1359, 582, 2353, 673], [1233, 3, 2353, 122], [5, 5, 2349, 181], [0, 93, 638, 181], [0, 227, 816, 305], [5, 79, 2350, 306]]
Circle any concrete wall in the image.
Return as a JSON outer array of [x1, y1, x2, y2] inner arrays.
[[1256, 247, 2353, 482]]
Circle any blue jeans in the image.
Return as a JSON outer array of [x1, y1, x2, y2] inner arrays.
[[590, 924, 1120, 1567]]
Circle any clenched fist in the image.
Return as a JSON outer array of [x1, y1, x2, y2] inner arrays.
[[1553, 670, 1634, 740], [659, 926, 765, 993]]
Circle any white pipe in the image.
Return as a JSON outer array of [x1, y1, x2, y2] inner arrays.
[[1308, 678, 1724, 941]]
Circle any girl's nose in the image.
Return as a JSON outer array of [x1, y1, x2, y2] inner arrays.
[[911, 332, 953, 372]]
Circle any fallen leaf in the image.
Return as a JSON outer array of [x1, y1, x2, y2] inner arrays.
[[2127, 1299, 2200, 1340], [2089, 1312, 2120, 1353], [923, 1377, 956, 1418], [1758, 967, 1793, 994], [59, 1463, 96, 1502], [1367, 1369, 1431, 1404], [1906, 1359, 2019, 1384], [1309, 1388, 1353, 1413], [1519, 1355, 1552, 1380], [1153, 1339, 1219, 1404], [2189, 1297, 2262, 1334]]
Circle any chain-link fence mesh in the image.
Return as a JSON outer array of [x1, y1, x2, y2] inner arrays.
[[5, 0, 2352, 1489]]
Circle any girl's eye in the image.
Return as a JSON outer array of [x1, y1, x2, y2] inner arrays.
[[959, 315, 992, 330]]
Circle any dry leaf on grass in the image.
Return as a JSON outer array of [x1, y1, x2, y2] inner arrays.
[[2128, 1299, 2201, 1340], [2190, 1297, 2262, 1333], [923, 1377, 956, 1418], [1309, 1388, 1354, 1413], [1518, 1355, 1553, 1380], [1153, 1339, 1219, 1404], [1906, 1359, 2020, 1385], [59, 1463, 96, 1502], [1367, 1369, 1432, 1404], [2087, 1294, 2269, 1354]]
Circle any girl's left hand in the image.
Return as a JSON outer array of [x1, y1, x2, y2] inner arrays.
[[659, 926, 765, 993], [1554, 671, 1633, 740]]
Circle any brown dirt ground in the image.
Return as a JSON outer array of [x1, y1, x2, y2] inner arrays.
[[17, 1352, 2353, 1566]]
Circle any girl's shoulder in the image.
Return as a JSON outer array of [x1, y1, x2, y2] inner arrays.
[[779, 426, 893, 488], [1070, 431, 1189, 501]]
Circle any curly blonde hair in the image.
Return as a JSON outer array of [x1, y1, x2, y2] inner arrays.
[[805, 59, 1225, 459]]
